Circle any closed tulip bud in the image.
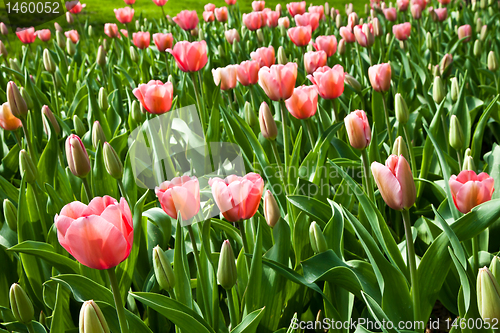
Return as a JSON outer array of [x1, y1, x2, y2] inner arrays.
[[19, 150, 37, 184], [79, 300, 110, 333], [330, 8, 337, 20], [3, 199, 17, 232], [103, 142, 123, 179], [88, 25, 93, 37], [490, 257, 500, 283], [232, 41, 239, 54], [42, 105, 60, 135], [335, 14, 342, 29], [338, 38, 346, 55], [426, 32, 433, 50], [488, 51, 499, 71], [152, 245, 176, 290], [473, 40, 482, 57], [480, 25, 487, 41], [10, 283, 34, 324], [476, 18, 482, 34], [440, 54, 453, 76], [130, 46, 139, 62], [325, 2, 330, 15], [217, 240, 237, 290], [277, 46, 288, 65], [449, 115, 465, 151], [365, 3, 370, 15], [264, 190, 280, 228], [92, 121, 106, 149], [98, 87, 108, 111], [359, 18, 364, 25], [477, 267, 500, 323], [66, 11, 74, 24], [463, 155, 476, 171], [66, 38, 76, 55], [43, 49, 56, 73], [9, 58, 21, 72], [20, 87, 33, 111], [73, 115, 86, 137], [0, 22, 7, 35], [39, 311, 46, 327], [393, 136, 410, 162], [309, 221, 328, 253], [0, 41, 7, 57], [451, 77, 459, 102], [135, 20, 141, 30], [97, 45, 106, 67], [194, 27, 201, 39], [433, 76, 445, 104], [256, 29, 264, 43], [280, 25, 287, 37], [344, 73, 361, 92], [395, 93, 409, 124], [244, 102, 257, 127], [472, 0, 477, 10], [217, 45, 225, 59], [66, 134, 91, 178], [385, 33, 391, 45], [103, 38, 110, 51], [54, 70, 63, 88], [56, 30, 65, 49], [306, 44, 314, 52], [259, 102, 278, 140], [373, 17, 382, 37], [7, 81, 28, 118], [131, 100, 143, 123], [480, 0, 487, 8]]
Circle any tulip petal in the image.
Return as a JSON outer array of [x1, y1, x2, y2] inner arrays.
[[371, 161, 403, 210]]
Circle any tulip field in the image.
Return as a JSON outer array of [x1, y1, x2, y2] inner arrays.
[[2, 0, 500, 332]]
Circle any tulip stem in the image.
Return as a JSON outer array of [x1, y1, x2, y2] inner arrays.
[[305, 119, 315, 149], [381, 92, 394, 147], [361, 149, 375, 202], [82, 177, 93, 203], [457, 150, 463, 171], [472, 235, 479, 276], [51, 73, 60, 116], [403, 124, 417, 178], [279, 100, 290, 174], [107, 267, 129, 333], [401, 209, 419, 324], [26, 321, 35, 333], [238, 222, 252, 272], [226, 288, 238, 329], [190, 72, 207, 135], [270, 140, 286, 194], [13, 130, 23, 149], [118, 179, 132, 209]]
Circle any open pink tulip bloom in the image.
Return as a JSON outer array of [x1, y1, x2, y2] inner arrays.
[[393, 22, 411, 41], [368, 63, 392, 92], [16, 27, 36, 44], [209, 173, 264, 222], [307, 65, 345, 99], [156, 176, 200, 220], [169, 41, 208, 72], [54, 196, 133, 270], [285, 85, 318, 119], [133, 80, 174, 114], [250, 46, 275, 67], [449, 171, 494, 214], [258, 62, 298, 101], [344, 110, 371, 150]]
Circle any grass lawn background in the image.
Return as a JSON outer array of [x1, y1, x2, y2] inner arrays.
[[0, 0, 363, 52]]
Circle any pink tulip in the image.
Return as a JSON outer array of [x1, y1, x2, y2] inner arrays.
[[288, 26, 312, 47], [0, 22, 7, 35], [66, 0, 86, 14], [383, 7, 397, 21], [209, 173, 264, 222], [65, 30, 80, 43], [124, 0, 135, 4], [203, 11, 215, 22], [153, 33, 173, 52], [347, 12, 358, 30], [258, 63, 298, 101], [411, 3, 422, 19], [156, 176, 200, 220], [54, 196, 133, 270], [340, 26, 356, 43], [54, 22, 63, 32], [285, 85, 318, 119], [287, 1, 306, 16], [0, 103, 22, 131], [295, 12, 320, 31], [354, 23, 374, 47], [252, 0, 265, 11], [212, 65, 238, 90], [114, 7, 134, 24], [371, 155, 416, 210], [205, 3, 216, 11], [412, 0, 427, 9], [458, 24, 472, 42], [304, 50, 327, 75], [152, 0, 167, 5], [393, 22, 411, 41], [174, 10, 199, 30], [313, 35, 337, 57], [132, 31, 150, 49], [433, 7, 447, 21], [307, 65, 345, 99], [397, 0, 409, 11], [250, 46, 275, 67], [278, 17, 290, 28], [36, 29, 51, 42], [243, 12, 265, 31], [308, 5, 324, 19], [344, 110, 371, 149], [265, 10, 280, 27], [104, 23, 119, 38], [16, 27, 36, 44], [215, 7, 229, 22], [133, 80, 173, 114], [236, 60, 260, 86], [225, 0, 236, 5], [225, 29, 240, 44], [368, 63, 392, 92], [120, 29, 129, 38], [168, 40, 208, 72], [449, 171, 495, 214]]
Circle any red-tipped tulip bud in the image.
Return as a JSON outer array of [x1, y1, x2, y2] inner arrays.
[[103, 142, 123, 179], [344, 110, 371, 150], [217, 240, 237, 290], [42, 105, 60, 136], [393, 136, 410, 163], [79, 300, 110, 333], [264, 190, 280, 228], [66, 134, 91, 178], [19, 150, 37, 184], [395, 93, 409, 124], [3, 199, 17, 232], [7, 81, 28, 118], [152, 245, 176, 290], [259, 102, 278, 140], [477, 267, 500, 323], [309, 221, 328, 253], [371, 154, 416, 210], [440, 53, 453, 76], [92, 121, 106, 149], [10, 283, 34, 324]]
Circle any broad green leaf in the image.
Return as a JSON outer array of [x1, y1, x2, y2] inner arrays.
[[231, 307, 266, 333]]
